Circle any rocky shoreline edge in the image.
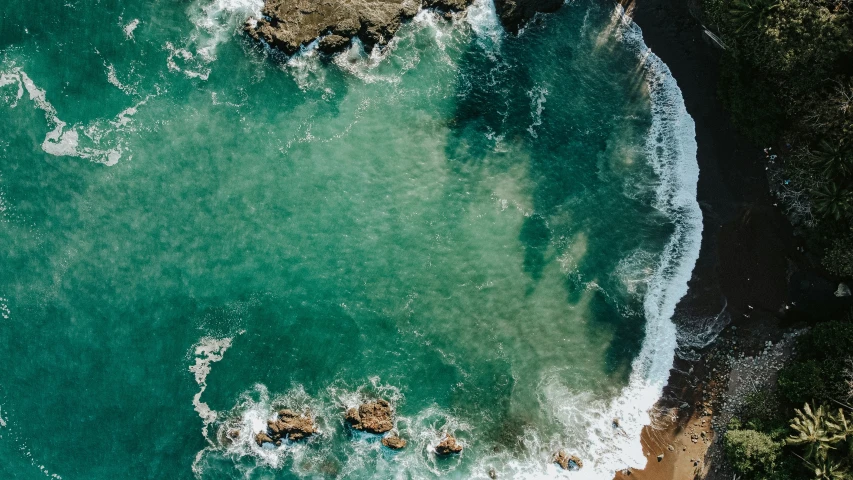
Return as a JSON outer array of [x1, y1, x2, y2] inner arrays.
[[243, 0, 563, 56]]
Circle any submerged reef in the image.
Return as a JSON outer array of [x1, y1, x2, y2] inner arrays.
[[244, 0, 563, 55]]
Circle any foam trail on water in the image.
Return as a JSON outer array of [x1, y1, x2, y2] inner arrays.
[[0, 66, 146, 165], [189, 336, 234, 440]]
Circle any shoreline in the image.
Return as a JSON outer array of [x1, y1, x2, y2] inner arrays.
[[614, 0, 798, 477]]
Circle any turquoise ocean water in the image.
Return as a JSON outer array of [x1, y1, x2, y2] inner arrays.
[[0, 0, 701, 478]]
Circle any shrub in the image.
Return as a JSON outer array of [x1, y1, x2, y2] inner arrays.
[[725, 429, 782, 479]]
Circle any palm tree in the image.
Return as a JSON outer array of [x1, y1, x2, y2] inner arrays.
[[727, 0, 779, 33], [813, 139, 853, 179], [812, 182, 853, 222], [788, 404, 852, 461]]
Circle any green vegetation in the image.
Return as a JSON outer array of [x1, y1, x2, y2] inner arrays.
[[703, 0, 853, 272], [723, 322, 853, 478], [725, 428, 784, 478]]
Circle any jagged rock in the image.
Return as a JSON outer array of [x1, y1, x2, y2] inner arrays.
[[228, 429, 240, 439], [274, 409, 316, 440], [835, 283, 851, 297], [245, 0, 564, 56], [493, 0, 564, 34], [258, 408, 316, 444], [255, 432, 275, 446], [345, 399, 394, 434], [488, 467, 498, 478], [657, 453, 664, 462], [435, 435, 463, 455], [554, 450, 583, 470], [423, 0, 469, 11], [318, 34, 351, 54], [245, 0, 423, 55], [381, 433, 407, 449]]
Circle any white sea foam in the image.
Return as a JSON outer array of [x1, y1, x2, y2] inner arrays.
[[189, 336, 233, 440], [0, 405, 6, 427], [105, 63, 137, 95], [123, 19, 140, 39], [0, 66, 147, 165]]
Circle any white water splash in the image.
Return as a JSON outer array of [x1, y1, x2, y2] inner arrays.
[[189, 336, 234, 439], [466, 0, 503, 54], [167, 0, 263, 80]]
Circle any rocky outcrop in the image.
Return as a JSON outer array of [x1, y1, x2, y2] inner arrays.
[[345, 399, 395, 433], [435, 435, 463, 455], [493, 0, 563, 34], [245, 0, 563, 56], [554, 450, 583, 470], [381, 433, 407, 449], [245, 0, 427, 55], [255, 409, 317, 446]]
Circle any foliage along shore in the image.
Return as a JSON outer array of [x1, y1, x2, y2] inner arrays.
[[690, 0, 853, 478]]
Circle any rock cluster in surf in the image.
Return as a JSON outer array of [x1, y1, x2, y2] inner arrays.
[[345, 399, 395, 433], [435, 434, 464, 455], [244, 0, 564, 55], [254, 408, 317, 446], [554, 449, 584, 470]]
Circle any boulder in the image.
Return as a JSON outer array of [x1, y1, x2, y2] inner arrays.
[[345, 399, 394, 434], [435, 435, 463, 455], [381, 434, 408, 449], [554, 450, 583, 470]]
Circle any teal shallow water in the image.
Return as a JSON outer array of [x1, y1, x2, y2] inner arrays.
[[0, 1, 700, 478]]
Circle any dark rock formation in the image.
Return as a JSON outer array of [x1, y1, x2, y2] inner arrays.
[[255, 408, 316, 446], [554, 450, 583, 470], [345, 399, 395, 433], [245, 0, 564, 56], [492, 0, 563, 34], [381, 433, 407, 449], [435, 435, 463, 455]]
